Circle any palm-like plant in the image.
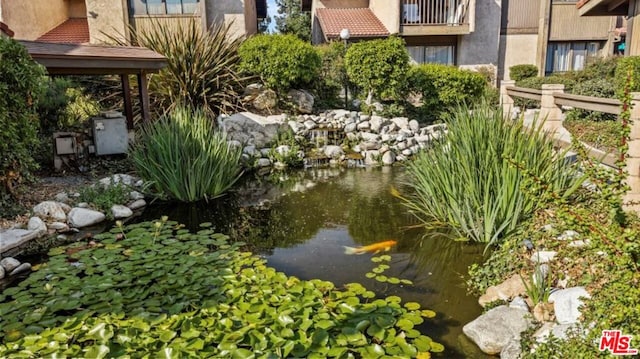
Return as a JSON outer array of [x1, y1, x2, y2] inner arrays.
[[115, 18, 247, 118]]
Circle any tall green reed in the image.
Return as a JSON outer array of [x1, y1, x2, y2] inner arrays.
[[131, 107, 242, 202], [400, 103, 583, 247]]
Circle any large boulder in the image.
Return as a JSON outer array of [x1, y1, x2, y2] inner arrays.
[[0, 229, 39, 255], [67, 208, 106, 228], [33, 201, 67, 221], [27, 216, 47, 234], [287, 89, 314, 114], [479, 274, 528, 307], [220, 112, 287, 148], [463, 305, 534, 355], [548, 287, 591, 324]]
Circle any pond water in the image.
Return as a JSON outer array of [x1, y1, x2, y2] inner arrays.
[[140, 167, 490, 358]]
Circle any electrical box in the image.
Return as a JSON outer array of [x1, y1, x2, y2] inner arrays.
[[92, 111, 128, 156], [55, 137, 76, 155]]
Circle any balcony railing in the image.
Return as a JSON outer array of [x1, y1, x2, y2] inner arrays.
[[401, 0, 468, 25]]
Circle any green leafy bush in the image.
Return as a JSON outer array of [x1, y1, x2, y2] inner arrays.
[[313, 41, 346, 109], [120, 19, 246, 117], [575, 56, 618, 82], [131, 107, 242, 202], [509, 64, 538, 82], [0, 219, 445, 357], [614, 55, 640, 97], [398, 103, 583, 246], [0, 37, 45, 211], [344, 36, 409, 101], [78, 183, 131, 218], [37, 78, 101, 132], [407, 64, 487, 121], [564, 78, 617, 124], [239, 34, 321, 92]]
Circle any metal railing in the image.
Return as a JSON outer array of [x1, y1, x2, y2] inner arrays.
[[401, 0, 468, 25]]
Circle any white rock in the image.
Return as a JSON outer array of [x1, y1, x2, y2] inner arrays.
[[256, 158, 271, 167], [364, 150, 380, 166], [303, 119, 317, 130], [243, 145, 257, 156], [568, 240, 591, 248], [409, 119, 420, 132], [397, 142, 407, 150], [260, 148, 271, 157], [357, 121, 371, 130], [463, 306, 534, 355], [111, 205, 133, 219], [382, 151, 396, 166], [361, 141, 381, 150], [402, 149, 413, 156], [33, 201, 67, 221], [379, 144, 390, 154], [1, 257, 21, 272], [130, 191, 144, 200], [500, 337, 522, 359], [9, 262, 31, 276], [530, 251, 557, 264], [48, 222, 70, 232], [391, 117, 409, 129], [557, 230, 579, 241], [28, 217, 47, 234], [532, 322, 577, 343], [509, 296, 529, 312], [0, 229, 39, 254], [548, 287, 591, 324], [77, 202, 90, 208], [381, 134, 392, 142], [99, 174, 137, 187], [324, 145, 344, 159], [360, 132, 380, 142], [370, 116, 384, 132], [67, 208, 106, 228], [396, 154, 406, 162], [128, 199, 147, 210], [54, 192, 70, 203], [0, 266, 4, 279], [276, 145, 291, 156], [220, 112, 286, 148], [228, 140, 242, 149]]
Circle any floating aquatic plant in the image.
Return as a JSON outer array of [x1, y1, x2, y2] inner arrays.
[[0, 220, 443, 357]]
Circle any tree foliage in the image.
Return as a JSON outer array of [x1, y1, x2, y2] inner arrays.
[[344, 37, 410, 101], [274, 0, 311, 41]]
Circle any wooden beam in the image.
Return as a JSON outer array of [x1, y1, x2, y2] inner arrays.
[[121, 74, 134, 129], [137, 71, 151, 123], [608, 0, 628, 11]]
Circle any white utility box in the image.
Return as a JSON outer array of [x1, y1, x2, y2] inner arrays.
[[92, 111, 128, 156]]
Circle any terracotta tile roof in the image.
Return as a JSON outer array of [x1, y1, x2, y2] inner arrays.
[[316, 8, 389, 40], [37, 18, 90, 44]]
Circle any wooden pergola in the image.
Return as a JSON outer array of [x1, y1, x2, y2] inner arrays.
[[19, 40, 167, 129]]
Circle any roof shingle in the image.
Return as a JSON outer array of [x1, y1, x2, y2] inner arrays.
[[37, 18, 90, 44], [316, 8, 389, 41]]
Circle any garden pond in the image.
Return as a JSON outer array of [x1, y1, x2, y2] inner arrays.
[[140, 167, 490, 358]]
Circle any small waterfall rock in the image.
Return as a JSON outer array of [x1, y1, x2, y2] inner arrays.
[[111, 205, 134, 219], [324, 145, 344, 159], [68, 208, 106, 228], [382, 151, 396, 166]]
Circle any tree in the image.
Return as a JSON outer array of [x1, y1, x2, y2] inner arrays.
[[274, 0, 311, 42]]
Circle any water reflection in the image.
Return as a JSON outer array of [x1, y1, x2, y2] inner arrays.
[[140, 167, 489, 358]]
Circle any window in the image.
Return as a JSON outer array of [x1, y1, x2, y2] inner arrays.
[[407, 45, 455, 65], [545, 41, 602, 74], [129, 0, 200, 15]]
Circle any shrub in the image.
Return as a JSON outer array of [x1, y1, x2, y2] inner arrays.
[[78, 183, 130, 218], [119, 19, 246, 118], [131, 107, 242, 202], [564, 78, 616, 122], [37, 78, 101, 132], [397, 102, 583, 246], [509, 64, 538, 82], [614, 56, 640, 97], [344, 36, 409, 102], [515, 75, 576, 109], [407, 64, 486, 121], [313, 41, 346, 109], [575, 56, 618, 82], [0, 37, 45, 210], [239, 34, 321, 92]]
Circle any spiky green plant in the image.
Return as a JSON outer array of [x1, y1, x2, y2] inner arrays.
[[131, 107, 242, 202], [398, 103, 584, 247], [117, 18, 247, 117]]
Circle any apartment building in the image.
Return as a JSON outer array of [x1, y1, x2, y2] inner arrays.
[[0, 0, 267, 45], [578, 0, 639, 56], [306, 0, 619, 81]]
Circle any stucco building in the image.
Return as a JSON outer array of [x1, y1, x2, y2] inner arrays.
[[0, 0, 267, 44], [305, 0, 620, 81], [578, 0, 639, 56]]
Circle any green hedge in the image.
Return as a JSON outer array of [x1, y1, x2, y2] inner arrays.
[[239, 34, 321, 92], [509, 64, 538, 82], [344, 36, 409, 101], [614, 56, 640, 98], [407, 63, 486, 120], [514, 75, 577, 110], [0, 37, 45, 204]]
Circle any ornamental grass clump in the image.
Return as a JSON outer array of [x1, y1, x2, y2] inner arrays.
[[400, 103, 583, 246], [131, 107, 242, 202]]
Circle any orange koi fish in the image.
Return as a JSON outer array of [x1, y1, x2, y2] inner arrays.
[[343, 240, 397, 255]]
